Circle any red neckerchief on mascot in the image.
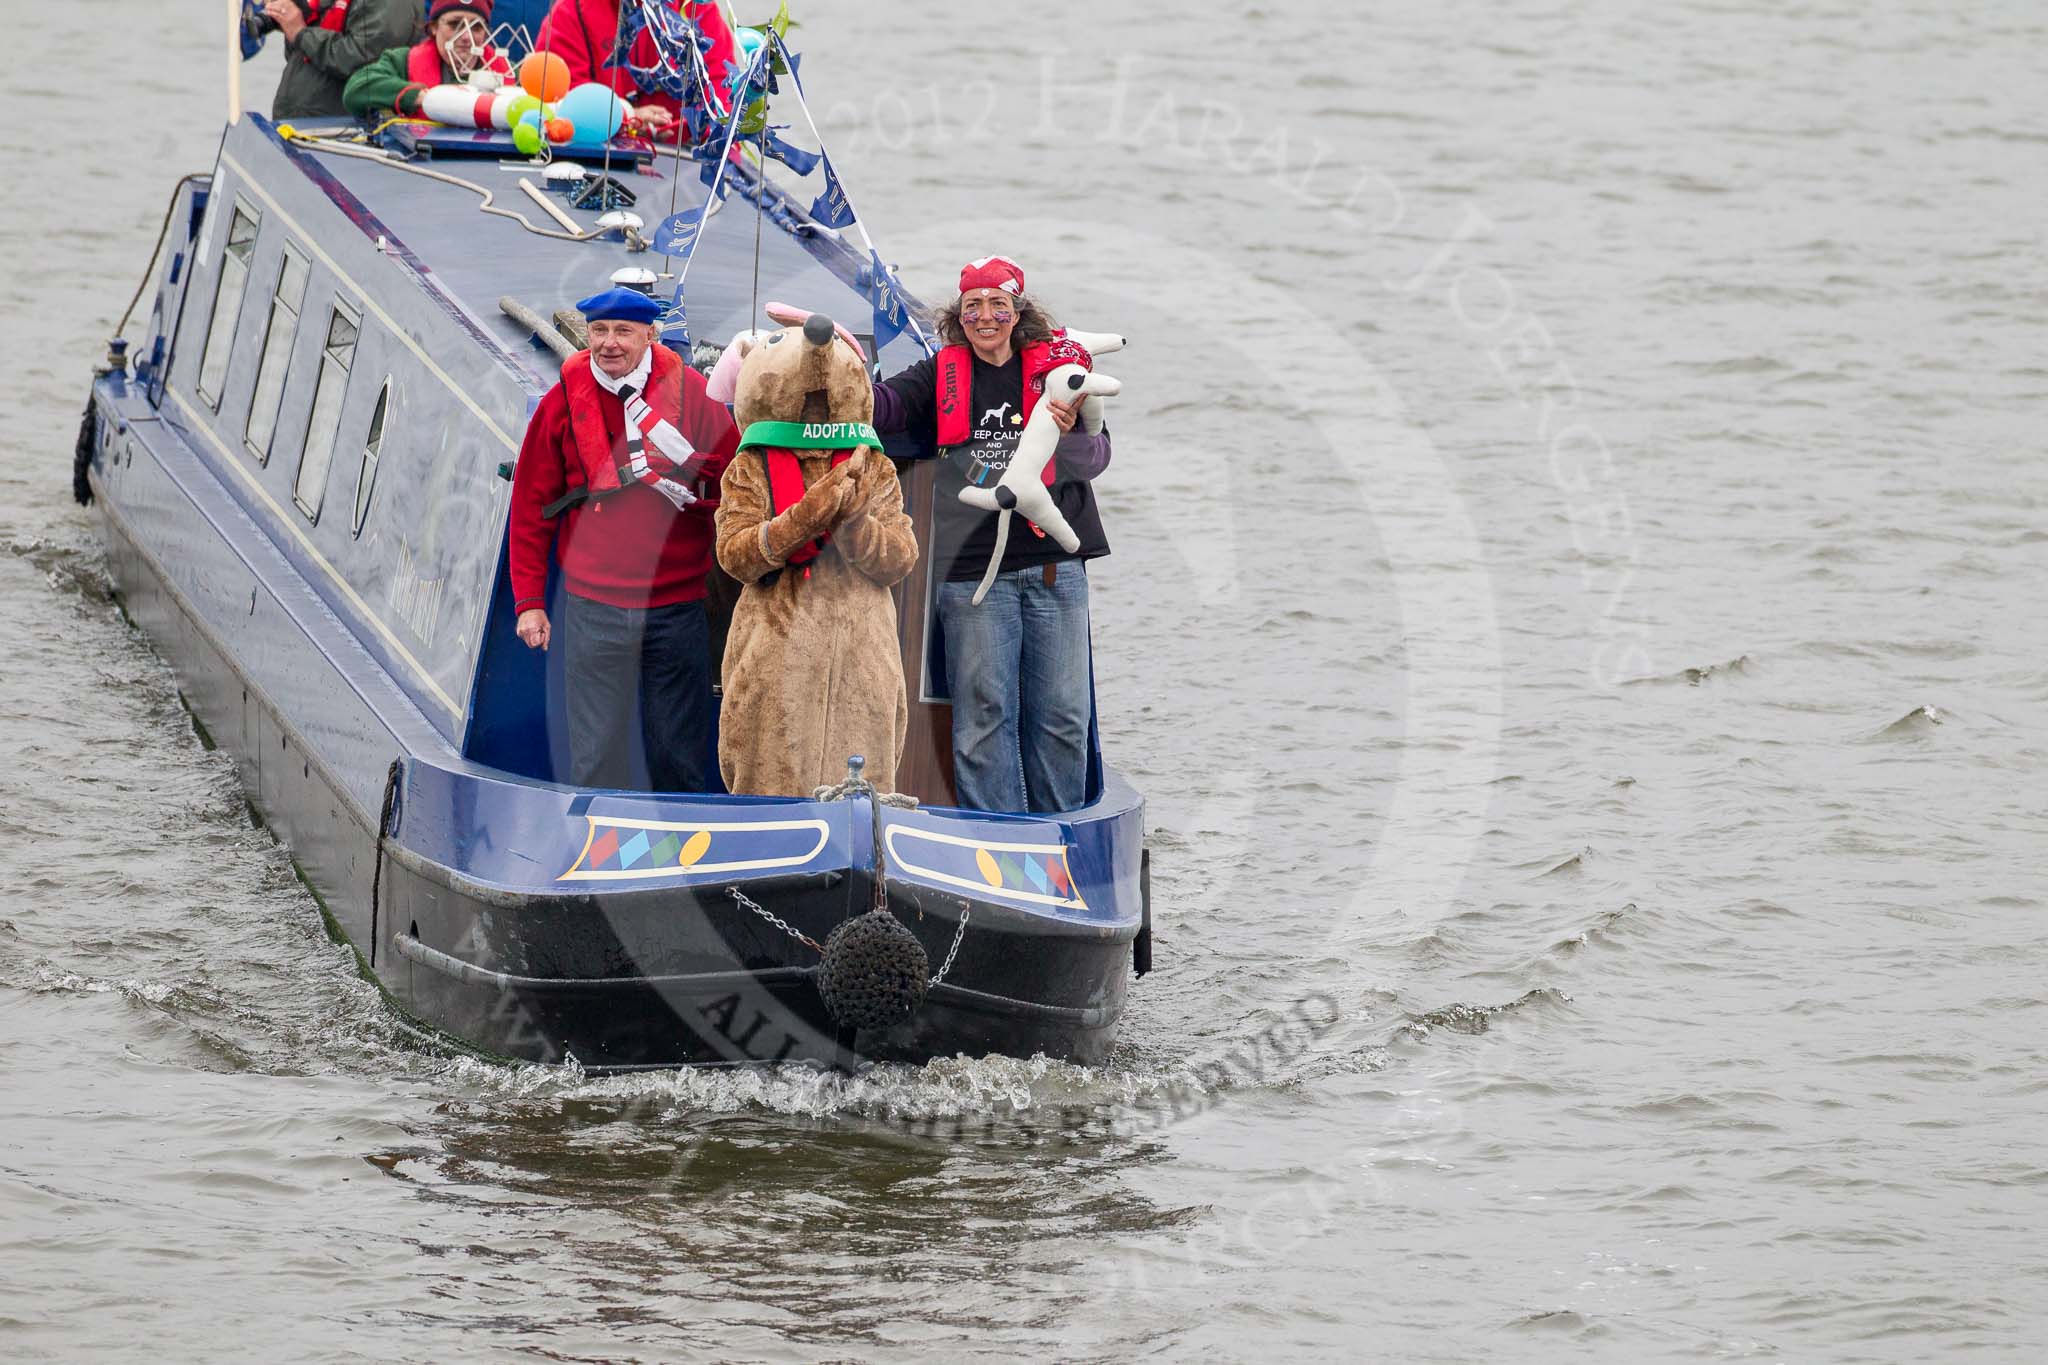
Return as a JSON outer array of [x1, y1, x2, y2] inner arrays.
[[405, 37, 510, 86], [760, 449, 856, 579], [547, 345, 709, 518]]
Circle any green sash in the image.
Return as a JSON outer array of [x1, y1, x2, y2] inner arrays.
[[736, 420, 881, 451]]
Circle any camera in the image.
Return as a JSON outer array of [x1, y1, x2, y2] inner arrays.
[[243, 0, 308, 41]]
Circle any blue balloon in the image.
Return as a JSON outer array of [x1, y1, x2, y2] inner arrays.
[[554, 83, 626, 149], [728, 28, 766, 91]]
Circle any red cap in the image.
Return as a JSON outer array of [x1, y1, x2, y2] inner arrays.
[[958, 255, 1025, 297], [429, 0, 493, 22]]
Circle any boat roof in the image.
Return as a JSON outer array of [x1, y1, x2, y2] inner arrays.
[[282, 117, 926, 393]]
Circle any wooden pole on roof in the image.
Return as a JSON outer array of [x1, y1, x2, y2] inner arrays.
[[227, 0, 242, 124]]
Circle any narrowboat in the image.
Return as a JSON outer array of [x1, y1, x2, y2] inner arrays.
[[74, 22, 1149, 1070]]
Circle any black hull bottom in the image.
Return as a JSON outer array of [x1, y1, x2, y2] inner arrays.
[[385, 853, 1134, 1071]]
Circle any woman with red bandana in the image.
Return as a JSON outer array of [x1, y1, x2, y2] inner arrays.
[[531, 0, 741, 137], [869, 257, 1115, 814]]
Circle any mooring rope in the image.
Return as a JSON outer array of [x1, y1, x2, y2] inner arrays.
[[281, 128, 595, 242], [112, 172, 210, 341], [811, 778, 918, 808]]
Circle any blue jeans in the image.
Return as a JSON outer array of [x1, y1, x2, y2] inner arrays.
[[936, 561, 1093, 814], [561, 593, 711, 792]]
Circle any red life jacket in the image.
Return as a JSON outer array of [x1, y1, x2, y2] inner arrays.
[[294, 0, 350, 65], [547, 345, 710, 516], [760, 448, 853, 581], [932, 341, 1060, 490], [405, 37, 510, 87], [307, 0, 350, 35]]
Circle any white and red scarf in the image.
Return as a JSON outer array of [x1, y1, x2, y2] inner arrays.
[[588, 350, 705, 510]]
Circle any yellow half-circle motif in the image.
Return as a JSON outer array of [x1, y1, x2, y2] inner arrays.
[[678, 830, 712, 867]]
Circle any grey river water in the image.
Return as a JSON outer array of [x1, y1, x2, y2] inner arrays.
[[4, 1, 2045, 1359]]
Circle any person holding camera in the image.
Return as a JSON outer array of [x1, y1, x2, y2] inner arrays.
[[263, 0, 423, 121]]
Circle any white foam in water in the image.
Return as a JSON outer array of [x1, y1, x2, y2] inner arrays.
[[421, 1048, 1194, 1124]]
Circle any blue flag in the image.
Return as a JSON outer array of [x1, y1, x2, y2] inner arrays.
[[868, 251, 910, 354], [764, 131, 821, 178], [809, 155, 856, 229], [652, 207, 706, 257]]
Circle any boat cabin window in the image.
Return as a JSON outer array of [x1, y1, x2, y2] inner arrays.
[[195, 201, 260, 411], [351, 380, 391, 538], [245, 244, 310, 464], [293, 303, 361, 522]]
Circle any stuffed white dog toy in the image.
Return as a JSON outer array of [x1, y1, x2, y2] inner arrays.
[[957, 331, 1124, 606]]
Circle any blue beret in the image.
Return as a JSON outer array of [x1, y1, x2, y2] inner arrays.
[[575, 286, 664, 324]]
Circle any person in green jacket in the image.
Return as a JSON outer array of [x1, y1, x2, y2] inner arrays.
[[263, 0, 423, 121], [343, 0, 510, 121]]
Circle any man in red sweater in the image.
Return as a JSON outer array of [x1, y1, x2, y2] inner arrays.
[[508, 286, 740, 791]]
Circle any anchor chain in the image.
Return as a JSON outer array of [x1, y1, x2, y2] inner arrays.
[[728, 885, 821, 953], [928, 905, 970, 988]]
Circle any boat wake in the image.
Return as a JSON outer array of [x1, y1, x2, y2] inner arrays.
[[1867, 703, 1945, 740], [411, 1046, 1227, 1133], [6, 533, 113, 610], [1397, 987, 1572, 1040], [1621, 653, 1755, 686]]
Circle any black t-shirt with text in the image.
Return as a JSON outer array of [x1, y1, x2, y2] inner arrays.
[[879, 351, 1111, 582]]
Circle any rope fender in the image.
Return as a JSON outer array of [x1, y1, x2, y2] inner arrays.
[[72, 397, 96, 506], [370, 758, 403, 967]]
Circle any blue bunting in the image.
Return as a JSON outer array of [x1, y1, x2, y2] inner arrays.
[[866, 252, 913, 355], [615, 1, 699, 100], [763, 131, 820, 177], [238, 0, 268, 60], [808, 155, 857, 229], [662, 289, 691, 349], [652, 205, 707, 257]]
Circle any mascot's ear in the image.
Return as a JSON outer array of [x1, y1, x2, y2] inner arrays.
[[705, 328, 763, 404], [765, 300, 868, 363]]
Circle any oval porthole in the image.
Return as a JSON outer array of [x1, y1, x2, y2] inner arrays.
[[352, 379, 391, 538]]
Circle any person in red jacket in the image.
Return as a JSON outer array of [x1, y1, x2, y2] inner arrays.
[[508, 287, 741, 792], [531, 0, 740, 137]]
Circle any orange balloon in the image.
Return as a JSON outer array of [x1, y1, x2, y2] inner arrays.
[[544, 117, 575, 144], [518, 52, 571, 103]]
